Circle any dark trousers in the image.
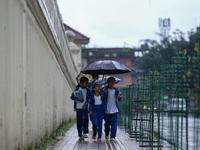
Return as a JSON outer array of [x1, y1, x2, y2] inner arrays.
[[104, 113, 118, 139], [76, 109, 89, 137], [92, 105, 103, 138]]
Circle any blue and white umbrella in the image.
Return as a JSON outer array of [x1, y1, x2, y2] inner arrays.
[[91, 76, 121, 89]]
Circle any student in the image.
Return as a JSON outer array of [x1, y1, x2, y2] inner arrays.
[[70, 77, 91, 141], [88, 74, 99, 124], [102, 77, 122, 141], [88, 74, 99, 89], [89, 83, 103, 141]]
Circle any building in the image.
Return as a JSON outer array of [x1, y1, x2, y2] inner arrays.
[[82, 47, 136, 87], [64, 23, 90, 72], [0, 0, 79, 149]]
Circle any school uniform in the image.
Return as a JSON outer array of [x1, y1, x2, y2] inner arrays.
[[102, 87, 122, 139], [88, 81, 94, 89], [89, 92, 103, 139], [70, 86, 91, 137], [87, 82, 94, 123]]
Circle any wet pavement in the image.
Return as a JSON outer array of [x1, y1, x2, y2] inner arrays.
[[47, 121, 142, 150]]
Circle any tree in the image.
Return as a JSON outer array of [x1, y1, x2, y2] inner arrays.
[[135, 28, 200, 74]]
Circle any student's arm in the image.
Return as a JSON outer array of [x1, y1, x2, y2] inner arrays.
[[89, 98, 94, 113], [70, 87, 79, 100], [117, 90, 122, 101], [84, 89, 91, 108], [70, 90, 84, 102], [100, 87, 104, 95], [103, 98, 109, 114], [101, 87, 108, 97], [70, 91, 77, 100], [102, 94, 108, 113]]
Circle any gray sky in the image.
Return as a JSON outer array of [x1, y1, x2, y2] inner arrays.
[[57, 0, 200, 48]]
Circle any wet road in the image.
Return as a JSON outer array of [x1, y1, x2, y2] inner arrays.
[[154, 113, 200, 150], [47, 121, 142, 150]]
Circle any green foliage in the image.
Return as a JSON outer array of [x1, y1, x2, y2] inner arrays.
[[135, 28, 200, 74], [154, 132, 158, 140], [122, 47, 130, 52]]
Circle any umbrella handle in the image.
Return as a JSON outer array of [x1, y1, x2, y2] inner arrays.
[[103, 74, 106, 86]]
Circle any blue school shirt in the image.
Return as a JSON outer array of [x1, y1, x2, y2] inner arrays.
[[107, 89, 119, 114], [102, 86, 122, 113], [89, 92, 103, 112], [88, 81, 94, 89], [70, 86, 91, 111]]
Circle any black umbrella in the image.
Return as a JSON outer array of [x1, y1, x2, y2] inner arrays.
[[81, 60, 131, 75], [76, 72, 106, 83]]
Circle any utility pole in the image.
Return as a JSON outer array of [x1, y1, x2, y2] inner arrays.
[[158, 18, 171, 37]]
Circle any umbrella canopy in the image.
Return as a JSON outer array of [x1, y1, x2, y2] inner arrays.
[[92, 76, 121, 88], [81, 60, 131, 75], [76, 72, 106, 83]]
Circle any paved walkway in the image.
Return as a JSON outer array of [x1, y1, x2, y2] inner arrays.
[[47, 121, 142, 150]]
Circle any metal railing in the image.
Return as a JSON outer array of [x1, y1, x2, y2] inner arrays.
[[118, 47, 200, 149]]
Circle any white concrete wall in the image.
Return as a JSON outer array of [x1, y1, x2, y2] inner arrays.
[[75, 42, 83, 71], [69, 42, 82, 72], [0, 0, 77, 149]]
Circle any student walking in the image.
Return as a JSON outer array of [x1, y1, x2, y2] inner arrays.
[[89, 83, 103, 141], [70, 77, 91, 141], [102, 77, 122, 141], [88, 74, 99, 124], [88, 74, 99, 89]]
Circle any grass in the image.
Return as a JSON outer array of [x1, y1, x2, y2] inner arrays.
[[33, 119, 76, 150]]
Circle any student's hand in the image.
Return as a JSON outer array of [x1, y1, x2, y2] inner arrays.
[[117, 94, 120, 99], [90, 111, 93, 115], [78, 97, 84, 102], [83, 104, 86, 111], [105, 111, 109, 114], [104, 88, 107, 93], [73, 92, 78, 97]]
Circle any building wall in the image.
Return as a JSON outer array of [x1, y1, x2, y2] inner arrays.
[[114, 73, 132, 88], [88, 57, 132, 67], [82, 58, 88, 69], [74, 42, 83, 72], [68, 41, 82, 72], [0, 0, 77, 149]]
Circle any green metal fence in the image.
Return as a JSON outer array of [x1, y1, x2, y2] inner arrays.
[[118, 45, 200, 149]]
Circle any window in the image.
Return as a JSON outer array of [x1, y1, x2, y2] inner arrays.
[[104, 54, 110, 57], [113, 53, 117, 57], [89, 52, 93, 56]]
